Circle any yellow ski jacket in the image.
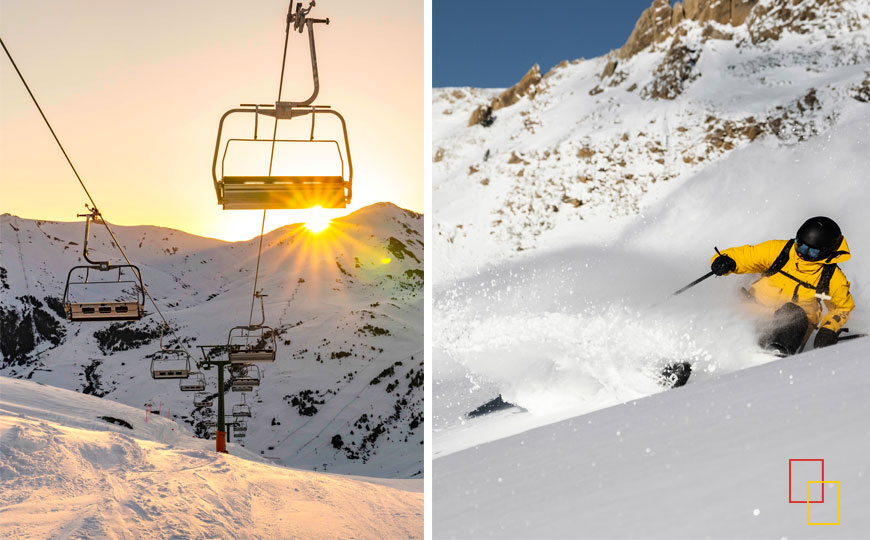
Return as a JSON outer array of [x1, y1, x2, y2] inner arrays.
[[712, 237, 854, 332]]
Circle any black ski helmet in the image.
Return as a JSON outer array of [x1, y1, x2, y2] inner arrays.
[[795, 216, 842, 260]]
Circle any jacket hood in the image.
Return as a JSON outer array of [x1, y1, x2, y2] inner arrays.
[[826, 235, 851, 264]]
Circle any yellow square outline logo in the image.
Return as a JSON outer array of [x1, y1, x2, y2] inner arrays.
[[807, 481, 840, 525]]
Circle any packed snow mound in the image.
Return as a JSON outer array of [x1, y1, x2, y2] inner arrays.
[[434, 336, 870, 539], [1, 202, 423, 478], [0, 377, 422, 540]]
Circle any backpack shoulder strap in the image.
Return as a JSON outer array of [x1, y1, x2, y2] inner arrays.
[[763, 239, 794, 277], [817, 264, 838, 297]]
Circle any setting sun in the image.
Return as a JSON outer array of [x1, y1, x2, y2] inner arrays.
[[303, 207, 331, 233]]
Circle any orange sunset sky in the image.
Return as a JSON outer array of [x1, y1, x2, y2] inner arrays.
[[0, 0, 423, 241]]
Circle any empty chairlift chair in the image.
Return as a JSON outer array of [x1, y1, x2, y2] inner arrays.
[[230, 364, 260, 392], [63, 210, 145, 322], [234, 420, 247, 437], [193, 392, 213, 408], [179, 371, 206, 392], [151, 325, 192, 380], [232, 394, 252, 418], [211, 2, 353, 210], [227, 292, 277, 363]]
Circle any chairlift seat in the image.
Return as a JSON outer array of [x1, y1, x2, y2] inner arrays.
[[231, 385, 255, 392], [66, 301, 144, 322], [228, 348, 276, 363], [152, 367, 190, 379], [231, 376, 259, 387], [228, 347, 276, 364], [179, 379, 206, 392], [194, 392, 213, 407], [233, 404, 252, 418], [219, 176, 346, 210]]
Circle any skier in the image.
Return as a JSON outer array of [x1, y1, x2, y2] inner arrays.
[[710, 216, 854, 356]]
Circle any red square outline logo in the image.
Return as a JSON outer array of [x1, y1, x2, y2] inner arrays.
[[789, 459, 824, 503]]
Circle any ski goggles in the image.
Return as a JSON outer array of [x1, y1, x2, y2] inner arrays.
[[795, 240, 824, 261]]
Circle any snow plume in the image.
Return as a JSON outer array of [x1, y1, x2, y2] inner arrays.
[[434, 242, 775, 443]]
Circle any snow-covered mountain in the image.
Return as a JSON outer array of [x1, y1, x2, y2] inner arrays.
[[0, 376, 422, 539], [1, 202, 423, 478], [434, 0, 869, 536], [434, 0, 870, 278]]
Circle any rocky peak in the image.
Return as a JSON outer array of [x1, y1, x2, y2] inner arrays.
[[619, 0, 760, 59], [617, 0, 868, 63], [469, 64, 542, 126]]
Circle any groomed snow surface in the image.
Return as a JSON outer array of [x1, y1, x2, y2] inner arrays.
[[0, 377, 422, 540]]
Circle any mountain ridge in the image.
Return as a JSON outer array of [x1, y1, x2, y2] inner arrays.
[[1, 201, 423, 478]]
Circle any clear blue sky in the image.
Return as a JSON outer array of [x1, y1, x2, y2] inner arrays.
[[434, 0, 658, 87]]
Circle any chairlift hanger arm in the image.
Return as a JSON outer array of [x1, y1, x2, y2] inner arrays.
[[77, 210, 109, 268], [285, 1, 329, 106]]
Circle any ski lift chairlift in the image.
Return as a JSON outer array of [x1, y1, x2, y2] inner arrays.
[[62, 211, 145, 322], [179, 371, 206, 391], [193, 392, 213, 408], [227, 292, 277, 363], [151, 325, 192, 379], [233, 394, 252, 418], [211, 3, 353, 210], [230, 364, 261, 389]]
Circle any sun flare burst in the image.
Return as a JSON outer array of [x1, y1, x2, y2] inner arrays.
[[303, 207, 331, 233]]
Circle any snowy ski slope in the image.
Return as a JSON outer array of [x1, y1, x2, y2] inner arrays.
[[0, 376, 422, 540], [434, 337, 870, 539], [433, 0, 870, 537]]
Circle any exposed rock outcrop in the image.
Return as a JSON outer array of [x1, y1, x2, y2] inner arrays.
[[469, 65, 542, 126], [618, 0, 762, 59]]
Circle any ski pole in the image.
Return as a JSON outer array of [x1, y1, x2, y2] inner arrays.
[[672, 271, 715, 296], [672, 246, 728, 296]]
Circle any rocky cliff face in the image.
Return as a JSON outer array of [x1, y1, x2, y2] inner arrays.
[[616, 0, 865, 62]]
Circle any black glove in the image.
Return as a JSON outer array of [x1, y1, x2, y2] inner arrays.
[[814, 328, 838, 349], [711, 254, 737, 276]]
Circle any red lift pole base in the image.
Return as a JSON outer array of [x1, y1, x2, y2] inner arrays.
[[216, 431, 228, 453]]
